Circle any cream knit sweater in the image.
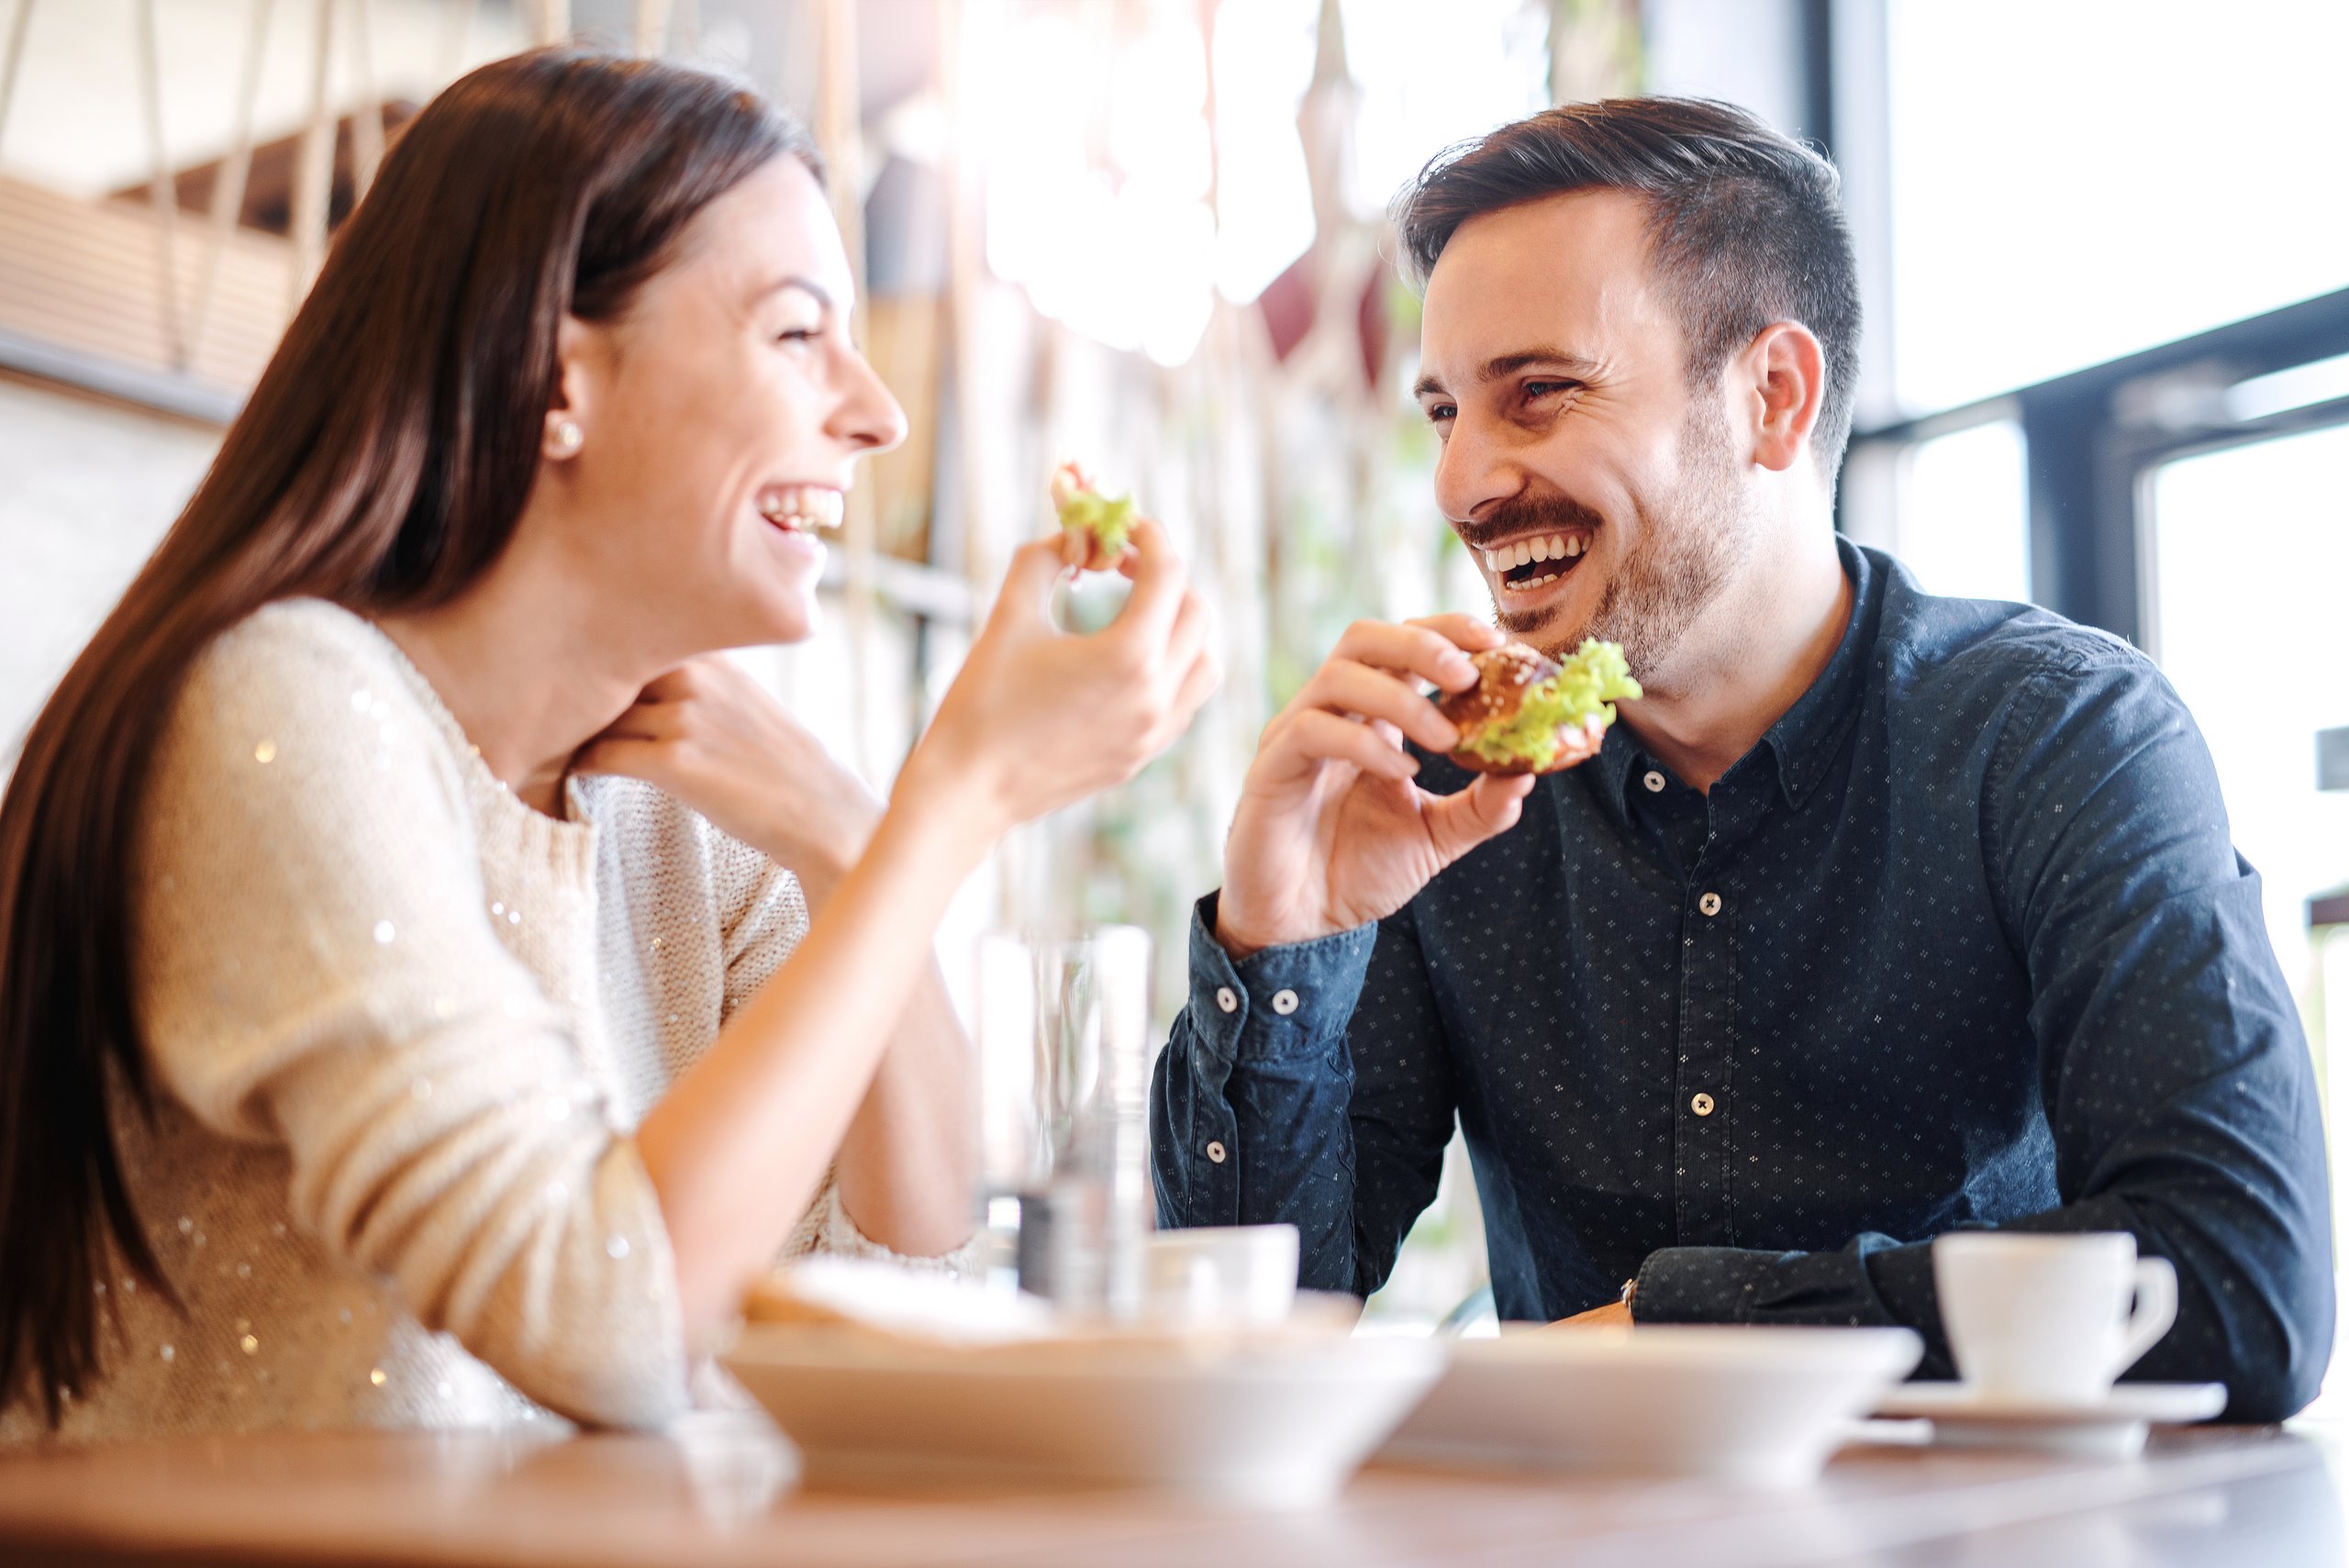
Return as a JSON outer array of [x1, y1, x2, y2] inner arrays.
[[3, 599, 949, 1443]]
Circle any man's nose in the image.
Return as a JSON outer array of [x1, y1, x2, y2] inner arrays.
[[1431, 413, 1520, 526]]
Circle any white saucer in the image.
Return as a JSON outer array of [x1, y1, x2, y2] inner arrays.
[[1874, 1382, 2228, 1459]]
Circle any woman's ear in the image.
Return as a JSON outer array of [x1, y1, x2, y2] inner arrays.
[[1742, 320, 1826, 474], [542, 315, 596, 462]]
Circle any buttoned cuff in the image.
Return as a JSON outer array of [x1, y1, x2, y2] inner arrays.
[[1185, 892, 1377, 1066]]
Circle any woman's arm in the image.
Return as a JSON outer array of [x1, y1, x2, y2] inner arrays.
[[597, 523, 1217, 1340], [583, 658, 977, 1260]]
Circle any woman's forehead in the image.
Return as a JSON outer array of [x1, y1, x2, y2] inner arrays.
[[670, 157, 853, 312]]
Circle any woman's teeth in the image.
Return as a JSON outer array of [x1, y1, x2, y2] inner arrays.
[[755, 485, 844, 532]]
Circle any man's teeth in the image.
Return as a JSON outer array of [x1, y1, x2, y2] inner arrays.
[[1480, 533, 1586, 573], [755, 485, 845, 530]]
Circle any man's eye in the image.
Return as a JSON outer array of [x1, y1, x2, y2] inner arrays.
[[1523, 380, 1576, 400], [1424, 404, 1456, 423]]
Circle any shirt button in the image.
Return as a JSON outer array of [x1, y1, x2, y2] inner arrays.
[[1642, 770, 1667, 794], [1691, 1093, 1716, 1117], [1215, 986, 1239, 1014], [1698, 892, 1723, 917], [1271, 989, 1300, 1015], [1206, 1140, 1228, 1163]]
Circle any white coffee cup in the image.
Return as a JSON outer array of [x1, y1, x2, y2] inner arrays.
[[1932, 1231, 2177, 1403], [1143, 1225, 1300, 1325]]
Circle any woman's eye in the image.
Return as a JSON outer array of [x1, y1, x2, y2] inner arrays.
[[776, 327, 818, 344]]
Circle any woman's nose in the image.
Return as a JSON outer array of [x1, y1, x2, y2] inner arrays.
[[833, 346, 909, 454]]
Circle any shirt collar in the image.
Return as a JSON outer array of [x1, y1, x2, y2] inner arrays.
[[1758, 536, 1879, 809], [1590, 536, 1879, 812]]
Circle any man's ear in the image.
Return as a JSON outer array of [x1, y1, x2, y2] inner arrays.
[[1740, 320, 1826, 474]]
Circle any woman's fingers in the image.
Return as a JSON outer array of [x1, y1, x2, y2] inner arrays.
[[573, 735, 667, 779], [1110, 517, 1186, 642], [993, 535, 1076, 631], [1291, 659, 1460, 753]]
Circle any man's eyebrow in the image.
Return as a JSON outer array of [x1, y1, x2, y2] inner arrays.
[[752, 274, 835, 311], [1414, 348, 1602, 401]]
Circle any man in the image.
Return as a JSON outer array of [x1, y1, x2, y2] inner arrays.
[[1150, 96, 2332, 1419]]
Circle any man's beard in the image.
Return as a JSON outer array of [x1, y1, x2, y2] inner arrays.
[[1486, 404, 1752, 681]]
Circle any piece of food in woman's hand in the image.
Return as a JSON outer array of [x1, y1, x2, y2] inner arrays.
[[1439, 638, 1642, 775], [1050, 461, 1137, 564]]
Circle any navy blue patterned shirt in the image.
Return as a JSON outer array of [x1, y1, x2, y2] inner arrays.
[[1152, 541, 2332, 1421]]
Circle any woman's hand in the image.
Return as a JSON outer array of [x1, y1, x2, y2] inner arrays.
[[901, 517, 1219, 842], [574, 658, 883, 903]]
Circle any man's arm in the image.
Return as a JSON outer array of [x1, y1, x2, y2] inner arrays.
[[1624, 655, 2333, 1423], [1151, 893, 1459, 1296]]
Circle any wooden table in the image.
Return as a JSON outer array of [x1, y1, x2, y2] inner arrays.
[[1, 1414, 2340, 1567]]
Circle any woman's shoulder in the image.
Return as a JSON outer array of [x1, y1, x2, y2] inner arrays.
[[160, 597, 468, 827], [190, 597, 416, 709]]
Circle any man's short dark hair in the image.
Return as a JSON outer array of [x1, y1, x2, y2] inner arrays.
[[1394, 96, 1862, 478]]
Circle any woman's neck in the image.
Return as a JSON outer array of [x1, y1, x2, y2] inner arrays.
[[375, 552, 661, 818]]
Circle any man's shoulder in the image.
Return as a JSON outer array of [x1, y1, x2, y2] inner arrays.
[[1867, 550, 2154, 701]]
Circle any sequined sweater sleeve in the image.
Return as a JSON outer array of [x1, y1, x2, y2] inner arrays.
[[131, 609, 691, 1429]]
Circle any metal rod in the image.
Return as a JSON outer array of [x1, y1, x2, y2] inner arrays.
[[134, 0, 189, 372], [440, 0, 476, 77], [814, 0, 878, 776], [191, 0, 275, 365], [290, 0, 337, 311], [0, 0, 33, 156], [350, 0, 384, 202], [632, 0, 671, 56]]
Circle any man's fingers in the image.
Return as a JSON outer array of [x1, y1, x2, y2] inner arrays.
[[1404, 612, 1507, 654], [1329, 618, 1481, 692], [1292, 659, 1460, 753], [1422, 771, 1535, 861], [1276, 708, 1419, 782]]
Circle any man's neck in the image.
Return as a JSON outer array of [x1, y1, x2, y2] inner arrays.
[[1615, 525, 1853, 794], [374, 531, 668, 818]]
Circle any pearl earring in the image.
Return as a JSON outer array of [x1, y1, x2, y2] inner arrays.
[[549, 417, 584, 457]]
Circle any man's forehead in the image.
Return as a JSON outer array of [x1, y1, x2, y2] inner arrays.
[[1419, 188, 1665, 373]]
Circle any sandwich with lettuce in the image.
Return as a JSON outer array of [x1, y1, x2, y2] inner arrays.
[[1439, 639, 1641, 774]]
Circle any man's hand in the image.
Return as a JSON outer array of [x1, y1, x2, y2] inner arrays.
[[1215, 616, 1540, 959]]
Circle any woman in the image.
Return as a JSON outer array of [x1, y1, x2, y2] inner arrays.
[[0, 50, 1213, 1439]]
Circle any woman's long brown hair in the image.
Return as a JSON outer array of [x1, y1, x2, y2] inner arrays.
[[0, 49, 814, 1424]]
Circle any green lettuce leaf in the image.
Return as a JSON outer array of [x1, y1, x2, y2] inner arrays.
[[1461, 638, 1642, 769], [1057, 486, 1137, 558]]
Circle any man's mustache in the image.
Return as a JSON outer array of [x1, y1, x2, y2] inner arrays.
[[1454, 493, 1607, 552]]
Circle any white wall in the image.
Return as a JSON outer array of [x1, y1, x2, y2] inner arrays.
[[0, 375, 218, 762]]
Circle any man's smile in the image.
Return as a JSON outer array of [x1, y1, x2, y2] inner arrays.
[[1481, 528, 1594, 596]]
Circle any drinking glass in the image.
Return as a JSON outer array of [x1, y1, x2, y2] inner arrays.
[[974, 926, 1154, 1315]]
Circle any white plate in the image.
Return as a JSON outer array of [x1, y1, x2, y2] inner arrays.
[[1873, 1381, 2227, 1459], [721, 1324, 1444, 1510], [1378, 1326, 1923, 1488]]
